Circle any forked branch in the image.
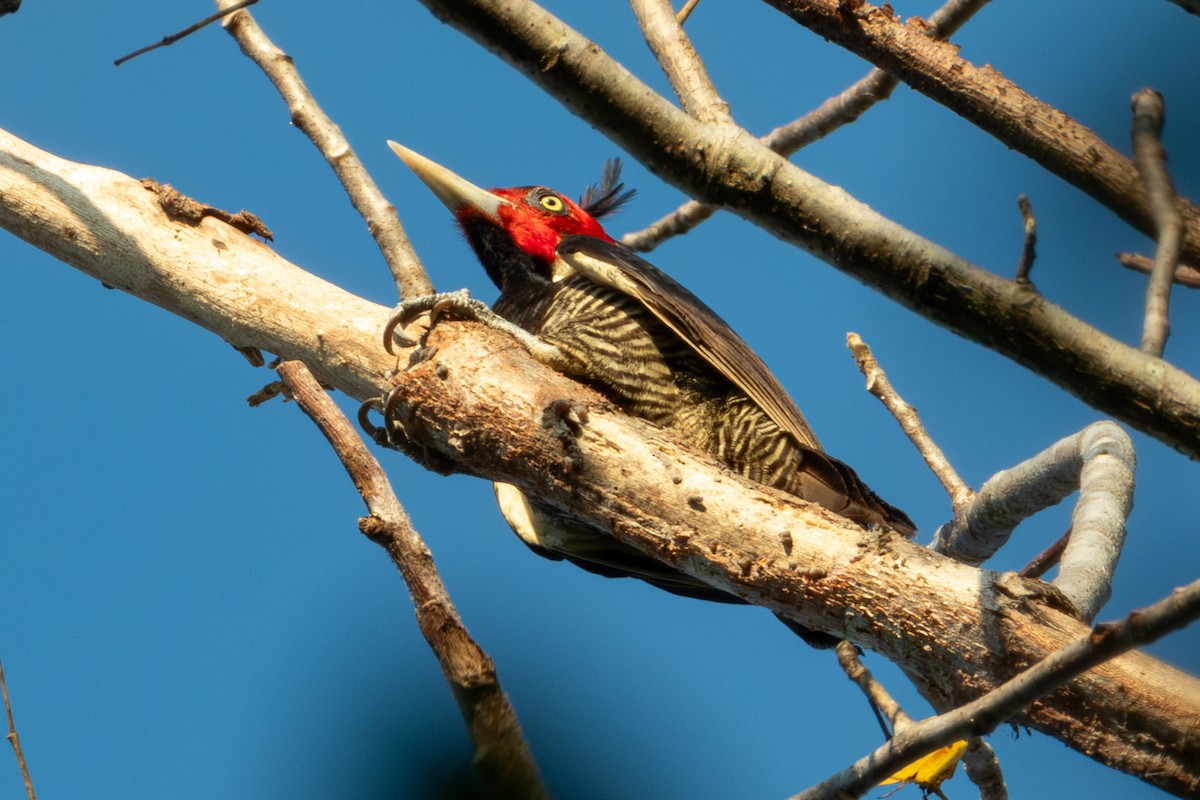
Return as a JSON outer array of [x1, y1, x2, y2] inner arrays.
[[622, 0, 992, 251], [1, 105, 1197, 800], [796, 577, 1200, 799]]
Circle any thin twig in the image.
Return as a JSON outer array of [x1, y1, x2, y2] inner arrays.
[[630, 0, 731, 123], [275, 361, 548, 800], [1014, 194, 1037, 284], [114, 0, 258, 66], [792, 576, 1200, 800], [836, 640, 911, 734], [676, 0, 701, 23], [621, 0, 991, 251], [1131, 88, 1183, 357], [847, 332, 974, 515], [1117, 252, 1200, 288], [1018, 526, 1071, 579], [217, 0, 434, 300], [1, 661, 37, 800]]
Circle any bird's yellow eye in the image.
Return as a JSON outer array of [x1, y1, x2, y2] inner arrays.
[[539, 194, 565, 212]]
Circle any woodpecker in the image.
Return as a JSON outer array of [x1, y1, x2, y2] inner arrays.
[[386, 143, 914, 646]]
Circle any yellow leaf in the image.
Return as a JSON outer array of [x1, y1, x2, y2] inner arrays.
[[879, 739, 968, 792]]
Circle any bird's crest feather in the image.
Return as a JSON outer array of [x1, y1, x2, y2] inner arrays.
[[580, 159, 637, 219]]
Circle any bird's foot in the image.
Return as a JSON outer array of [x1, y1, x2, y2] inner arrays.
[[383, 289, 490, 352], [542, 399, 590, 473], [357, 393, 458, 474], [384, 289, 569, 369]]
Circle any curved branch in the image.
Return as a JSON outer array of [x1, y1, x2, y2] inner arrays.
[[2, 125, 1198, 797], [412, 0, 1200, 461]]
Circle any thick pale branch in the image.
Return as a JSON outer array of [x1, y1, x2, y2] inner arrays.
[[933, 421, 1135, 623], [961, 740, 1008, 800], [0, 128, 392, 400], [3, 128, 1199, 796], [412, 0, 1200, 461]]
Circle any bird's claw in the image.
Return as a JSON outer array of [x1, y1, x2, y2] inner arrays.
[[542, 399, 590, 473], [357, 397, 391, 447], [383, 289, 490, 353], [358, 385, 458, 474], [356, 384, 413, 452]]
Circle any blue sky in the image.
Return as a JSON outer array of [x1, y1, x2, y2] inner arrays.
[[2, 2, 1197, 798]]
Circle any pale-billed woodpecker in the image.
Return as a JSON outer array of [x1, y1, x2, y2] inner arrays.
[[383, 142, 914, 647]]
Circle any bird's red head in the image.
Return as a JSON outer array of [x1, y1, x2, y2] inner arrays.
[[389, 142, 634, 285], [475, 185, 614, 265]]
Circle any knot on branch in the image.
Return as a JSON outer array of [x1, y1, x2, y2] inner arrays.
[[142, 178, 274, 240]]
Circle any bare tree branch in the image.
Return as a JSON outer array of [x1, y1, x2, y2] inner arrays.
[[675, 0, 701, 24], [793, 576, 1200, 800], [1165, 0, 1200, 16], [960, 739, 1008, 800], [837, 643, 1006, 798], [932, 422, 1135, 624], [622, 0, 992, 251], [114, 0, 258, 66], [630, 0, 731, 123], [836, 640, 911, 731], [1014, 195, 1037, 284], [1, 661, 36, 800], [761, 0, 1200, 268], [1018, 527, 1072, 579], [1118, 251, 1200, 288], [276, 361, 547, 800], [1, 130, 1197, 794], [412, 0, 1200, 462], [1130, 88, 1183, 357], [847, 333, 973, 515], [216, 0, 434, 300]]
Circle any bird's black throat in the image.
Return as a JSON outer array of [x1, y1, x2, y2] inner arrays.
[[459, 216, 552, 296]]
